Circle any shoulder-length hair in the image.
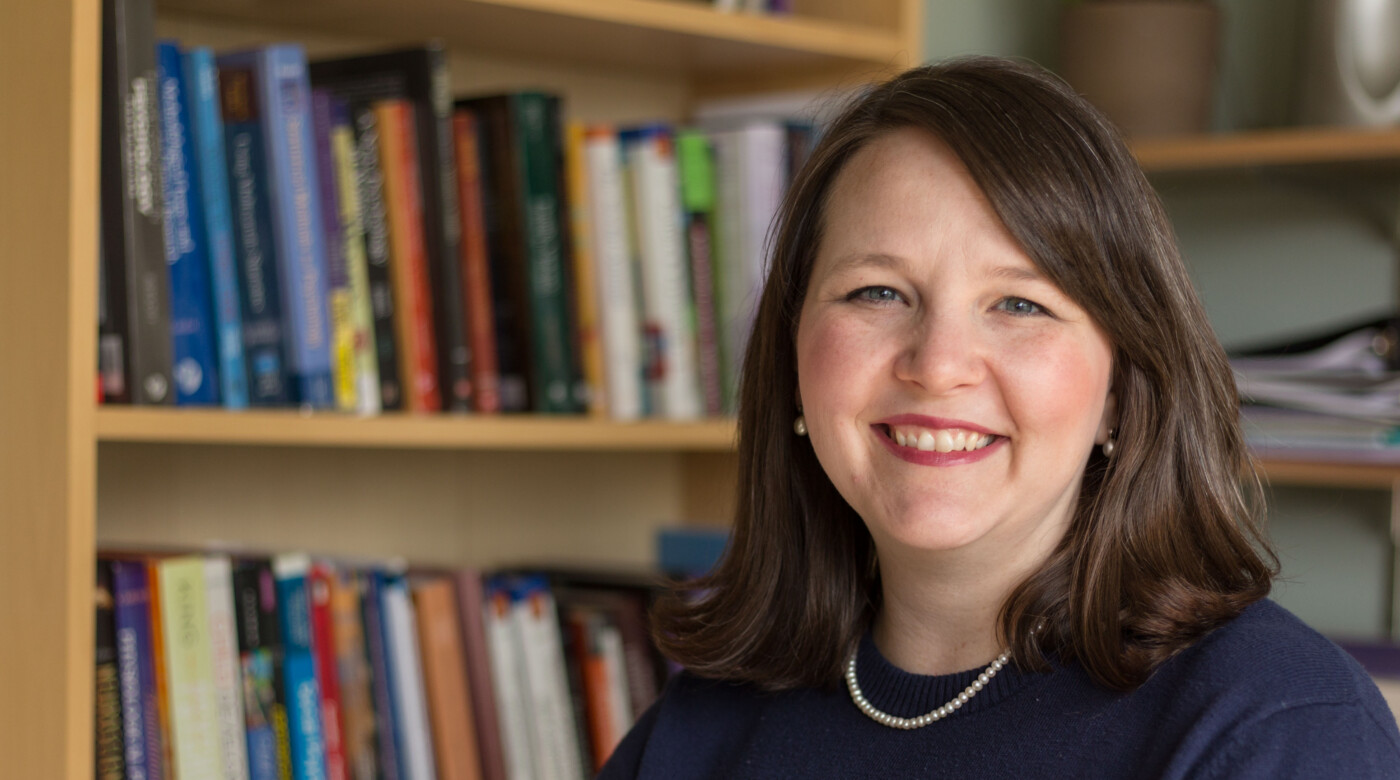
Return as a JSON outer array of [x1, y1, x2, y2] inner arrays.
[[653, 56, 1276, 692]]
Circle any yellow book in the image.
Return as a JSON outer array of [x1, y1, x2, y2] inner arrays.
[[158, 556, 223, 779], [331, 116, 381, 415], [564, 121, 607, 417]]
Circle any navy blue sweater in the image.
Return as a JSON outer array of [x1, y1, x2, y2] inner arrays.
[[600, 600, 1400, 778]]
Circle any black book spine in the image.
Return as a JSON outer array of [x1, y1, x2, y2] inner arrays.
[[95, 561, 126, 780], [352, 106, 405, 411], [309, 46, 474, 412], [100, 0, 172, 404], [459, 96, 533, 412]]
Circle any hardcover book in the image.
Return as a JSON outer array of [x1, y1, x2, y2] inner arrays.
[[157, 40, 221, 406], [217, 45, 335, 408], [451, 111, 502, 414], [309, 562, 350, 780], [220, 63, 291, 406], [96, 562, 127, 780], [379, 571, 437, 780], [110, 559, 164, 780], [232, 559, 294, 780], [157, 556, 223, 778], [99, 0, 173, 405], [328, 99, 382, 415], [562, 121, 606, 418], [310, 45, 474, 412], [374, 100, 443, 413], [272, 554, 329, 780], [206, 556, 252, 780], [350, 106, 405, 411], [328, 569, 379, 780], [411, 578, 483, 780], [312, 90, 360, 414], [184, 46, 250, 409], [676, 129, 724, 418]]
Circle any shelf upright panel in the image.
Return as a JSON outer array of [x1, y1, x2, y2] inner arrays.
[[0, 0, 101, 778]]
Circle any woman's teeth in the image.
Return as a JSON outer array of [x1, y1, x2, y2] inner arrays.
[[891, 427, 994, 453]]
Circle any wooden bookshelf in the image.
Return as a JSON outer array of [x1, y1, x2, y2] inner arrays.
[[96, 407, 738, 450], [0, 0, 921, 776], [1132, 126, 1400, 173]]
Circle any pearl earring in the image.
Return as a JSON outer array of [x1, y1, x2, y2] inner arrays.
[[793, 415, 808, 436], [1102, 429, 1117, 458]]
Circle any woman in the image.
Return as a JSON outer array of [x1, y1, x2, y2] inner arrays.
[[601, 57, 1400, 778]]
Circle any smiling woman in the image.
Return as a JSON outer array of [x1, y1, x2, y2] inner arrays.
[[599, 57, 1400, 778]]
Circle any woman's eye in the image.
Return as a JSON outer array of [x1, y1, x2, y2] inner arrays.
[[995, 297, 1047, 316], [847, 286, 903, 304]]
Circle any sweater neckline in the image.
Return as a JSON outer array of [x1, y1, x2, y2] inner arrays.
[[851, 632, 1041, 720]]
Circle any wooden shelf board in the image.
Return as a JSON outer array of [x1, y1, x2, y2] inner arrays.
[[157, 0, 907, 81], [96, 407, 738, 451], [1257, 457, 1400, 490], [1133, 127, 1400, 173]]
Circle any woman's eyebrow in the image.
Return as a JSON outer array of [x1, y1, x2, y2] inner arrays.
[[823, 252, 905, 277], [986, 264, 1044, 283]]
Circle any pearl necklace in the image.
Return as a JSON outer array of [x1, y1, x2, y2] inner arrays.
[[845, 645, 1009, 729]]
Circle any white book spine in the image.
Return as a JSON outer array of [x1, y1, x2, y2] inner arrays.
[[739, 122, 786, 322], [382, 579, 438, 780], [159, 557, 223, 780], [627, 130, 702, 420], [515, 587, 584, 780], [205, 556, 251, 780], [598, 622, 634, 744], [585, 131, 644, 421], [486, 588, 537, 780]]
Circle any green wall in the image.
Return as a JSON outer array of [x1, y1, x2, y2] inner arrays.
[[924, 0, 1398, 638]]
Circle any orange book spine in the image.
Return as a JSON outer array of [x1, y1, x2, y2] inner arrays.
[[563, 121, 606, 417], [145, 561, 175, 779], [452, 111, 501, 414], [413, 578, 483, 780], [375, 99, 442, 413]]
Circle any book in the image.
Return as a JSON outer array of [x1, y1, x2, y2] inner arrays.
[[453, 571, 508, 780], [96, 562, 127, 780], [184, 46, 251, 409], [157, 40, 221, 406], [206, 556, 252, 780], [451, 110, 502, 414], [232, 559, 294, 780], [562, 607, 632, 772], [676, 129, 724, 417], [328, 569, 379, 780], [375, 99, 443, 413], [412, 578, 483, 780], [312, 90, 361, 414], [360, 572, 403, 780], [563, 121, 607, 418], [309, 563, 349, 780], [100, 0, 173, 405], [482, 580, 535, 780], [350, 106, 405, 411], [310, 45, 474, 413], [220, 62, 292, 406], [327, 99, 382, 415], [710, 123, 785, 413], [460, 93, 580, 414], [272, 554, 329, 780], [217, 45, 334, 409], [110, 558, 164, 780], [157, 556, 223, 778], [146, 559, 175, 777], [622, 125, 703, 420], [582, 126, 643, 421], [378, 571, 437, 780], [510, 576, 585, 780]]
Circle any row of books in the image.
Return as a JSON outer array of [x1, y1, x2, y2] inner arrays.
[[94, 553, 667, 780], [100, 0, 815, 419]]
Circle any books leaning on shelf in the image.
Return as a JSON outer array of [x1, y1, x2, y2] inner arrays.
[[95, 551, 669, 780], [1232, 314, 1400, 462], [96, 2, 817, 418]]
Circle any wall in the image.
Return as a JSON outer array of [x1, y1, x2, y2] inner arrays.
[[925, 0, 1397, 637]]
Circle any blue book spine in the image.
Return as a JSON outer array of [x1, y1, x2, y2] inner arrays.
[[362, 572, 403, 780], [183, 47, 250, 409], [218, 62, 291, 406], [274, 557, 328, 780], [110, 560, 163, 780], [157, 40, 221, 405], [229, 45, 334, 408]]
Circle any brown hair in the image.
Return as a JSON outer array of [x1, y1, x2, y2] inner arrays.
[[653, 56, 1276, 692]]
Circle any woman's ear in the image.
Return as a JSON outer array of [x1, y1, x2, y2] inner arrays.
[[1095, 391, 1118, 445]]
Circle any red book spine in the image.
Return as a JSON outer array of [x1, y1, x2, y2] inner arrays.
[[376, 99, 442, 412], [309, 563, 349, 780], [452, 111, 501, 414]]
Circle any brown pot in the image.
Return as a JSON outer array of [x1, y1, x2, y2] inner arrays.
[[1059, 1, 1221, 137]]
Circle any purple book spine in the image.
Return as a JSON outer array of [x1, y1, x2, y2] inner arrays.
[[110, 560, 163, 780]]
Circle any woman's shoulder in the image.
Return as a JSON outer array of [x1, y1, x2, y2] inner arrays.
[[1137, 598, 1400, 778]]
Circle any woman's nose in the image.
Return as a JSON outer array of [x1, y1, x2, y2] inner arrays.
[[893, 312, 987, 395]]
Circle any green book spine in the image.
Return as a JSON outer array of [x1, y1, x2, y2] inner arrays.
[[513, 93, 579, 414]]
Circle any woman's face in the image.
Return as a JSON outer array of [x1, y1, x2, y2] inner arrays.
[[795, 127, 1115, 568]]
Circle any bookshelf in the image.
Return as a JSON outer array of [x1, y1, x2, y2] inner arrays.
[[0, 0, 921, 776]]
